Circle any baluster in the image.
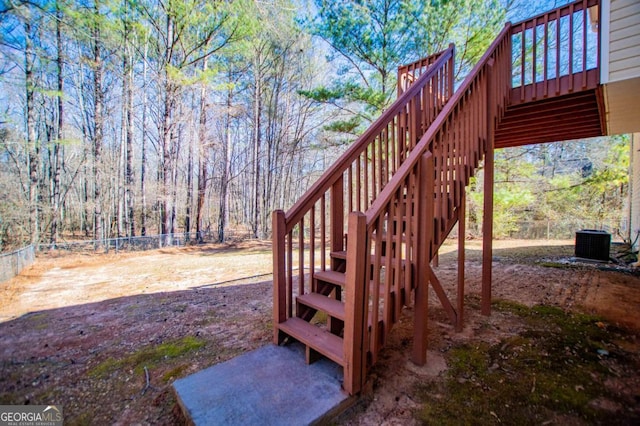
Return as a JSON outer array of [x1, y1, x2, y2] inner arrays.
[[371, 139, 377, 201], [532, 18, 537, 97], [378, 131, 384, 191], [363, 151, 369, 208], [321, 194, 326, 271], [331, 175, 344, 257], [582, 0, 587, 87], [568, 3, 574, 91], [298, 217, 304, 297], [520, 22, 526, 101], [287, 229, 293, 318], [392, 185, 404, 324], [371, 215, 383, 358], [556, 11, 561, 94], [544, 14, 549, 97], [356, 157, 362, 212], [310, 204, 315, 290], [391, 117, 397, 174], [348, 165, 353, 213], [383, 199, 394, 330]]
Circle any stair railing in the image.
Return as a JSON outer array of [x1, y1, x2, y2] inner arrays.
[[272, 46, 454, 358], [343, 23, 513, 394], [397, 48, 453, 96]]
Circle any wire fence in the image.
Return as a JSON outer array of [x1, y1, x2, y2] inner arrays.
[[509, 220, 622, 240], [37, 231, 218, 254], [0, 245, 35, 283]]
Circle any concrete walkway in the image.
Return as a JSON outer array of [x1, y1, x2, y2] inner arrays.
[[173, 344, 354, 425]]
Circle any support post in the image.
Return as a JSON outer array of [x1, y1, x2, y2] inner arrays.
[[344, 212, 368, 395], [456, 190, 466, 331], [272, 210, 287, 344], [412, 152, 434, 365], [482, 61, 495, 316]]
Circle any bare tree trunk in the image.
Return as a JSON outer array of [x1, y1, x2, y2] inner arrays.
[[185, 97, 194, 240], [123, 10, 135, 237], [25, 22, 39, 247], [195, 61, 208, 243], [170, 123, 179, 240], [252, 51, 262, 239], [83, 168, 90, 237], [50, 9, 63, 247], [93, 7, 104, 249], [140, 42, 148, 236], [161, 15, 174, 244], [218, 75, 233, 243]]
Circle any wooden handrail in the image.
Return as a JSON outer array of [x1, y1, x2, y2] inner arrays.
[[365, 24, 512, 228], [282, 46, 455, 231]]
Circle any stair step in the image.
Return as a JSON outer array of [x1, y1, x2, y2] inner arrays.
[[278, 317, 344, 366], [314, 270, 346, 287], [297, 293, 345, 321], [330, 251, 407, 268], [373, 231, 409, 242], [330, 250, 347, 260]]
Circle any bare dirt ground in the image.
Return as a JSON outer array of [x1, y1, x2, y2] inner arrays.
[[0, 239, 639, 425]]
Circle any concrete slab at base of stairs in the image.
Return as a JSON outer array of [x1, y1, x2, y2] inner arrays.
[[173, 343, 355, 425]]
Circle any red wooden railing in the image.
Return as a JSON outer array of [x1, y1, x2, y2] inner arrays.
[[272, 46, 454, 391], [397, 48, 453, 96], [510, 0, 599, 104], [344, 24, 512, 392]]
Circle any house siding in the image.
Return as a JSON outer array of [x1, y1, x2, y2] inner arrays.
[[631, 133, 640, 250], [608, 0, 640, 82]]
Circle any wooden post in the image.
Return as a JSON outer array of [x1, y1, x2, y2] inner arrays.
[[272, 210, 287, 344], [412, 152, 434, 365], [448, 43, 455, 100], [456, 190, 465, 332], [344, 212, 368, 395], [482, 61, 495, 316]]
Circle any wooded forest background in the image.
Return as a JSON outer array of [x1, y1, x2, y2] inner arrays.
[[0, 0, 629, 252]]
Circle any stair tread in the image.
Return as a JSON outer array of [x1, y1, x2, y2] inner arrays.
[[297, 293, 345, 320], [278, 317, 344, 366], [314, 270, 346, 286], [330, 251, 407, 267]]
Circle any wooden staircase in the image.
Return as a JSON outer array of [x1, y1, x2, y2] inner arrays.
[[271, 0, 602, 396]]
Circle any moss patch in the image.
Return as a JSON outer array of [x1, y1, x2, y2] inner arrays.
[[416, 301, 638, 425], [89, 336, 205, 378], [162, 364, 190, 383]]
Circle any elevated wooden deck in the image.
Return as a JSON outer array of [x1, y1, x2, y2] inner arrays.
[[496, 87, 604, 148], [496, 0, 602, 148]]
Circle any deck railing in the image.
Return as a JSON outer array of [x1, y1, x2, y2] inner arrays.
[[510, 0, 600, 103]]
